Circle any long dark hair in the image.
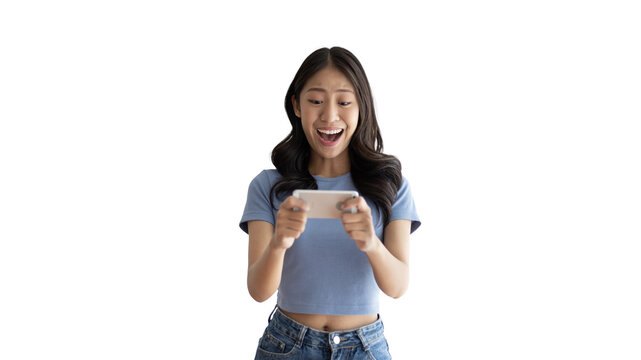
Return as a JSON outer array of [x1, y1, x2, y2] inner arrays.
[[270, 47, 402, 226]]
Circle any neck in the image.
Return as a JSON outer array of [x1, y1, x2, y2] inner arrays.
[[308, 151, 350, 178]]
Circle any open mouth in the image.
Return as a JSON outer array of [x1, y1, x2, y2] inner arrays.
[[316, 128, 344, 146]]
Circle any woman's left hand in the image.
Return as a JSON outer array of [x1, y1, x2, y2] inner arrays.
[[341, 197, 380, 253]]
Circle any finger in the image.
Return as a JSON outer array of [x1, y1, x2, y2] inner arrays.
[[342, 196, 369, 213], [278, 222, 304, 237], [278, 230, 300, 242], [282, 196, 310, 212], [341, 212, 365, 224], [281, 206, 308, 218], [342, 210, 372, 226], [341, 197, 360, 209], [279, 216, 307, 231], [282, 228, 304, 238], [346, 230, 369, 241], [343, 223, 367, 232], [279, 209, 308, 224], [286, 210, 308, 224]]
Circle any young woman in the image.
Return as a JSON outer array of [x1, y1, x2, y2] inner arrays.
[[240, 47, 420, 359]]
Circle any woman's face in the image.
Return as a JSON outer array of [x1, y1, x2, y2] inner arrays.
[[293, 66, 359, 162]]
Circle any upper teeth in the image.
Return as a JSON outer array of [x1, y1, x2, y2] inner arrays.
[[318, 129, 343, 135]]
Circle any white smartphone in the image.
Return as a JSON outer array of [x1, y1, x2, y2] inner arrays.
[[293, 190, 359, 218]]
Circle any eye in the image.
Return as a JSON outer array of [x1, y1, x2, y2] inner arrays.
[[308, 99, 323, 105], [339, 101, 352, 106]]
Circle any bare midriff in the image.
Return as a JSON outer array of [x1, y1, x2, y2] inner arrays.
[[279, 308, 378, 332]]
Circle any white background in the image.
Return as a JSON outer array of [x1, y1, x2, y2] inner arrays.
[[1, 1, 640, 359]]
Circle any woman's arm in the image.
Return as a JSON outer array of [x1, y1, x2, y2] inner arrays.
[[247, 220, 285, 302], [366, 220, 411, 299], [341, 197, 411, 298], [246, 196, 308, 302]]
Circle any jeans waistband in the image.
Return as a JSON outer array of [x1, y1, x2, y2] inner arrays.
[[268, 307, 385, 350]]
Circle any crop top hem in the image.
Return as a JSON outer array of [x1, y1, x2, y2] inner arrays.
[[278, 299, 380, 316]]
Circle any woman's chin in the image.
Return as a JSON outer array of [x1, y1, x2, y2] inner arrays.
[[311, 145, 348, 160]]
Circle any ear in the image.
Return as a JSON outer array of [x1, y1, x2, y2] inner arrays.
[[291, 95, 301, 118]]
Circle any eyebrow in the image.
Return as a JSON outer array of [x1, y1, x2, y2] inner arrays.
[[306, 87, 354, 93]]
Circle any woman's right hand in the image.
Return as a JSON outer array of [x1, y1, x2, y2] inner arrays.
[[271, 196, 309, 250]]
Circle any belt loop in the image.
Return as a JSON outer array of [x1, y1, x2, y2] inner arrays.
[[295, 325, 308, 348], [356, 328, 370, 351], [267, 304, 278, 323]]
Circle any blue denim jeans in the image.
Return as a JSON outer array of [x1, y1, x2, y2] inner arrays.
[[254, 307, 392, 359]]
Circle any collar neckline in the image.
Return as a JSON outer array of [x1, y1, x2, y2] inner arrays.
[[312, 172, 351, 182]]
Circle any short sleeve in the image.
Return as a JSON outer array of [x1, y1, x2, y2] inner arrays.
[[239, 170, 277, 234], [390, 176, 421, 233]]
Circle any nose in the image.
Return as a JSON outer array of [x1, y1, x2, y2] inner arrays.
[[320, 102, 339, 122]]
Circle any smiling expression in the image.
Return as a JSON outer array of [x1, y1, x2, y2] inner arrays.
[[293, 66, 359, 164]]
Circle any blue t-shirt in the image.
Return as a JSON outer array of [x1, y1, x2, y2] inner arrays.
[[239, 170, 420, 315]]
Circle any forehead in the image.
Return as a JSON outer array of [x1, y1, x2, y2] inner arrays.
[[303, 67, 355, 92]]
